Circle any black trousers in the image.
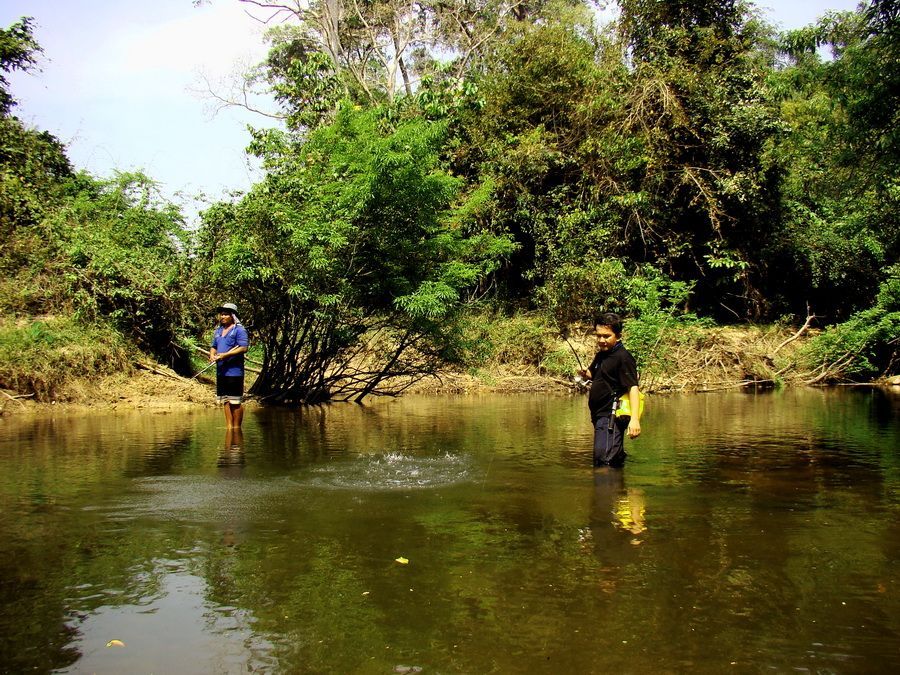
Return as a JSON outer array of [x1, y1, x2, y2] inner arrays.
[[592, 414, 628, 467]]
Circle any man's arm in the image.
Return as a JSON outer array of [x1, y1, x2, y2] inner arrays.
[[626, 385, 641, 438], [214, 344, 248, 361]]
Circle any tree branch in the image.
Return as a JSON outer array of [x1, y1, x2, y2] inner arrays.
[[771, 311, 816, 356]]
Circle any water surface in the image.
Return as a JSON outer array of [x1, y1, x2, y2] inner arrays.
[[1, 389, 898, 673]]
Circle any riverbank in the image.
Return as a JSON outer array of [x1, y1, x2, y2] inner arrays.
[[0, 368, 217, 417], [3, 323, 897, 417]]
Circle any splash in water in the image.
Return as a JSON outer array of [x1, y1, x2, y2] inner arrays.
[[304, 451, 471, 490]]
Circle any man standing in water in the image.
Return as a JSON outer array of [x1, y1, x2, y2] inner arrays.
[[210, 303, 249, 429], [578, 313, 642, 467]]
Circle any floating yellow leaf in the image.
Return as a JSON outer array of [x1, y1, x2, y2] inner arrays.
[[106, 639, 125, 648], [395, 557, 409, 565]]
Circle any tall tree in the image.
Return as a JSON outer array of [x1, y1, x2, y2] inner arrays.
[[225, 0, 569, 131], [1, 18, 72, 273], [444, 11, 615, 302], [767, 1, 900, 320], [445, 2, 780, 318], [196, 106, 512, 403], [612, 0, 780, 319], [1, 21, 194, 370], [0, 17, 40, 115]]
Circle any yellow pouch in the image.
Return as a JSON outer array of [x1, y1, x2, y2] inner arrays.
[[615, 392, 645, 418]]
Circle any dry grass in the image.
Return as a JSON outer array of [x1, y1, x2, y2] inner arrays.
[[2, 366, 221, 416], [639, 324, 814, 393], [408, 324, 816, 395]]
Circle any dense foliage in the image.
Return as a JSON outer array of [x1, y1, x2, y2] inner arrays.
[[3, 0, 899, 402]]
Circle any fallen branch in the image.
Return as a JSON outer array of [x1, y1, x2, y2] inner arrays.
[[773, 362, 795, 377], [694, 380, 760, 392], [1, 390, 34, 406], [771, 313, 816, 356], [832, 382, 880, 387], [135, 362, 183, 380], [805, 349, 856, 385], [549, 377, 582, 389]]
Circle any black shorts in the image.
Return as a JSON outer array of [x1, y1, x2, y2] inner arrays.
[[216, 375, 244, 404]]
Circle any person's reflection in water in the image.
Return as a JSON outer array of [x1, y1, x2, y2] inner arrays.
[[578, 467, 647, 595], [217, 426, 246, 474], [217, 427, 245, 549], [588, 467, 647, 545]]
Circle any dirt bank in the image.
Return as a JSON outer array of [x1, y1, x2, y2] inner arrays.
[[1, 367, 219, 417], [3, 324, 894, 417], [1, 367, 567, 417], [410, 324, 818, 395]]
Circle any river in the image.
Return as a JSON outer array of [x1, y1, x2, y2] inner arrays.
[[1, 389, 898, 673]]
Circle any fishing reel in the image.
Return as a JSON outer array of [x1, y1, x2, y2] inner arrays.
[[573, 374, 591, 389]]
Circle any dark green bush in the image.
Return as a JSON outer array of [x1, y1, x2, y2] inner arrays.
[[801, 265, 900, 380]]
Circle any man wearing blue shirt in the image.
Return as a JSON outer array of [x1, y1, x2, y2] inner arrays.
[[209, 303, 249, 429]]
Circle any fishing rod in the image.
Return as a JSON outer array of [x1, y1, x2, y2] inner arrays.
[[559, 324, 585, 370], [560, 327, 590, 389], [564, 337, 585, 371], [569, 342, 591, 389], [191, 360, 217, 379]]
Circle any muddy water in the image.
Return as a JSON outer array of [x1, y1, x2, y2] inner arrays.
[[1, 389, 898, 673]]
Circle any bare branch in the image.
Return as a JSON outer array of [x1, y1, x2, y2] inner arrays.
[[771, 311, 817, 356], [192, 68, 285, 121]]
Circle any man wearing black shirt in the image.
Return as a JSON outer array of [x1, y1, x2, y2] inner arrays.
[[578, 313, 642, 467]]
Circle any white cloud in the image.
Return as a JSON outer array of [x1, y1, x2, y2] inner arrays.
[[74, 2, 270, 105], [112, 3, 268, 78]]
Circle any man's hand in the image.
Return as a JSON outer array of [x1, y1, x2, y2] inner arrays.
[[627, 418, 641, 439]]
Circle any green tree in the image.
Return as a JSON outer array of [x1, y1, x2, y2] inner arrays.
[[802, 264, 900, 381], [446, 10, 626, 303], [2, 20, 195, 388], [769, 1, 899, 320], [1, 17, 74, 313], [195, 105, 513, 403], [613, 0, 781, 319], [445, 3, 779, 319], [51, 172, 194, 370], [0, 17, 40, 115]]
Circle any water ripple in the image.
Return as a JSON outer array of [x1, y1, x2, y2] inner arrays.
[[300, 451, 472, 490]]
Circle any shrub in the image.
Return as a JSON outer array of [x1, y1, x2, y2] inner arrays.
[[53, 172, 194, 371], [542, 259, 630, 327], [457, 311, 556, 369], [539, 345, 580, 377], [801, 265, 900, 381], [0, 316, 130, 401]]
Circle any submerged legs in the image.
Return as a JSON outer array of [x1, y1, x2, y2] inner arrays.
[[593, 415, 627, 467]]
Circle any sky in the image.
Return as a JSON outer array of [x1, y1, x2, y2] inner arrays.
[[1, 0, 865, 223]]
